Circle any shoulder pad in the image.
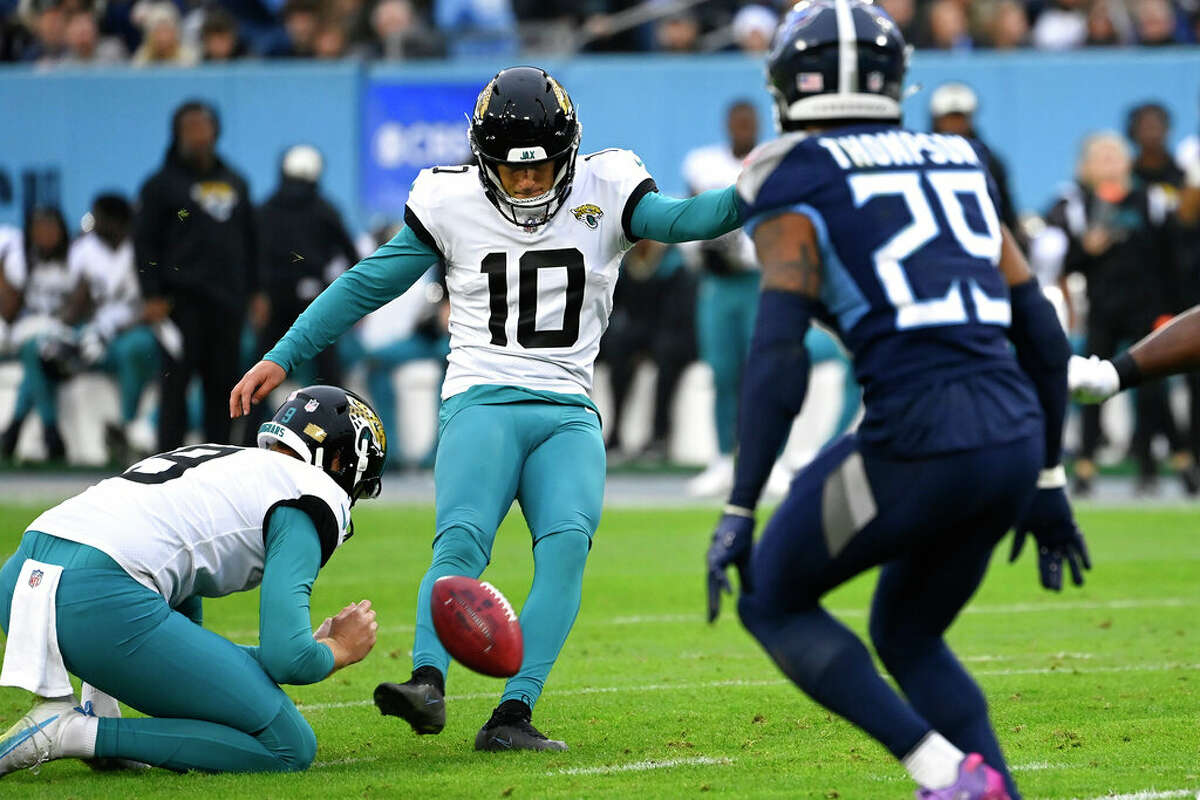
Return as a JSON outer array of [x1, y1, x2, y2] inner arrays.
[[737, 133, 809, 206], [581, 148, 648, 182]]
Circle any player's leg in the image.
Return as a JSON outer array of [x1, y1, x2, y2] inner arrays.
[[868, 442, 1039, 799], [736, 437, 931, 758], [737, 436, 1038, 796], [0, 535, 316, 774], [14, 337, 65, 458], [197, 312, 241, 445], [1076, 317, 1117, 493], [156, 310, 196, 451], [474, 403, 603, 751], [105, 326, 158, 426], [375, 402, 526, 733]]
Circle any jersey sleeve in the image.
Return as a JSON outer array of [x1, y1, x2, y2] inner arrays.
[[583, 149, 658, 244], [404, 167, 457, 259], [264, 461, 353, 567], [258, 506, 336, 685], [736, 135, 826, 237]]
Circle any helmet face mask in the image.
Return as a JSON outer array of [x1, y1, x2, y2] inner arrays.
[[766, 0, 909, 133], [257, 385, 387, 506], [469, 66, 582, 230]]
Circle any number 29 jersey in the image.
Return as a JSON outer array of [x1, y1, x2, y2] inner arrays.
[[404, 149, 656, 399], [738, 124, 1041, 456]]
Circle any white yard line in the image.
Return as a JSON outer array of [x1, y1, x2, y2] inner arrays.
[[1057, 791, 1198, 800], [299, 663, 1200, 713], [549, 756, 733, 776]]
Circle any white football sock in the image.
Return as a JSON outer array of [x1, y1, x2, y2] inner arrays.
[[902, 732, 965, 789], [60, 714, 99, 759], [81, 683, 122, 718]]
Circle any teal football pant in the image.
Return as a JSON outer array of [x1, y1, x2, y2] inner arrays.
[[412, 399, 604, 709], [0, 531, 316, 773], [98, 325, 159, 424], [697, 272, 860, 453]]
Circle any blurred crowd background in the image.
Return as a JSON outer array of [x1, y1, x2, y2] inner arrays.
[[1, 0, 1199, 501], [3, 0, 1200, 66]]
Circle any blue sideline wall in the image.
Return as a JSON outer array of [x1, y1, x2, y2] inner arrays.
[[1, 50, 1197, 233]]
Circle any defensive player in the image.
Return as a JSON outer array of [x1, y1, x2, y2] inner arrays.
[[1070, 305, 1200, 402], [0, 386, 386, 776], [704, 4, 1086, 799], [230, 66, 744, 750]]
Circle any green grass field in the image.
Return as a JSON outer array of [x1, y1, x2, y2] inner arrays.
[[0, 502, 1197, 799]]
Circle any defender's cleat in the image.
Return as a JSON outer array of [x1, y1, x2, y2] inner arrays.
[[915, 753, 1010, 800], [474, 699, 567, 752], [374, 679, 445, 735], [0, 699, 88, 777]]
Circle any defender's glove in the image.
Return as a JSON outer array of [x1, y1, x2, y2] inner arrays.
[[1069, 354, 1120, 405], [1010, 486, 1091, 591], [706, 507, 754, 623]]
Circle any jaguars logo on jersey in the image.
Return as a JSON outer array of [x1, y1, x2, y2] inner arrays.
[[571, 204, 604, 230]]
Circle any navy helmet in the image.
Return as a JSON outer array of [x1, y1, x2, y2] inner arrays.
[[258, 385, 387, 504], [766, 0, 909, 132], [468, 65, 582, 229]]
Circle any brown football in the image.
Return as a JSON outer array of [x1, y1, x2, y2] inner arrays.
[[430, 576, 523, 678]]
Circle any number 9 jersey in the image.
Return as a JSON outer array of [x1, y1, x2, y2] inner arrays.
[[738, 124, 1042, 457], [404, 148, 656, 399]]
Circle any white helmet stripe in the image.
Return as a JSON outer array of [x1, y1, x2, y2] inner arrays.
[[257, 421, 315, 465], [835, 0, 858, 97]]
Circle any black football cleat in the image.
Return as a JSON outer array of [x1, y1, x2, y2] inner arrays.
[[374, 669, 445, 735], [474, 699, 567, 752]]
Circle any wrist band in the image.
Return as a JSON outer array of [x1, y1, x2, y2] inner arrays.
[[723, 505, 755, 518], [1038, 465, 1067, 489], [1112, 351, 1142, 390]]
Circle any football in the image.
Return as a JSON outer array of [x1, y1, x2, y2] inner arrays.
[[430, 576, 523, 678]]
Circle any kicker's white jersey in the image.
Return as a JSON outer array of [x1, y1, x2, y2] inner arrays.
[[405, 148, 655, 398], [28, 447, 351, 608]]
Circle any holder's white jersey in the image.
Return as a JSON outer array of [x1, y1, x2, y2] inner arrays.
[[405, 148, 655, 398], [28, 446, 351, 608]]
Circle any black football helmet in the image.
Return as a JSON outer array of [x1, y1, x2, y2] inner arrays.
[[766, 0, 908, 132], [257, 385, 387, 504], [468, 65, 581, 229]]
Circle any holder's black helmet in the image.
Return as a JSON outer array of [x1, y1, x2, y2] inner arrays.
[[257, 385, 387, 504], [468, 65, 581, 230], [766, 0, 908, 132]]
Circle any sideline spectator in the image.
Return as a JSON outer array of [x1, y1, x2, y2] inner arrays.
[[131, 1, 198, 66], [1128, 102, 1184, 188], [313, 20, 347, 58], [23, 1, 69, 62], [878, 0, 916, 41], [135, 100, 264, 450], [929, 82, 1021, 236], [0, 226, 24, 353], [923, 0, 973, 50], [0, 206, 73, 463], [200, 8, 247, 61], [731, 5, 775, 53], [600, 240, 696, 464], [434, 0, 516, 57], [1085, 0, 1123, 46], [241, 144, 360, 442], [61, 193, 157, 461], [59, 10, 126, 64], [1043, 132, 1194, 495], [987, 0, 1029, 49], [656, 12, 700, 52], [362, 0, 444, 60], [1032, 0, 1088, 49], [1134, 0, 1179, 44], [264, 0, 319, 57]]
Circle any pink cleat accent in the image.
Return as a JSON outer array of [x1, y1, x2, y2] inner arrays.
[[914, 753, 1012, 800]]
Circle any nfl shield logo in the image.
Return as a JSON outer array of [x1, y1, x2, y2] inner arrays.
[[28, 569, 43, 588], [305, 399, 320, 413]]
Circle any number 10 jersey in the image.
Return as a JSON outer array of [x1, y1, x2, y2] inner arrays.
[[405, 149, 656, 399]]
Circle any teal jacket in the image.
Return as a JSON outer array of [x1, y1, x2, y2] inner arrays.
[[264, 186, 743, 374]]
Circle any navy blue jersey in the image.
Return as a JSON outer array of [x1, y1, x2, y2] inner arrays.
[[738, 123, 1041, 456]]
